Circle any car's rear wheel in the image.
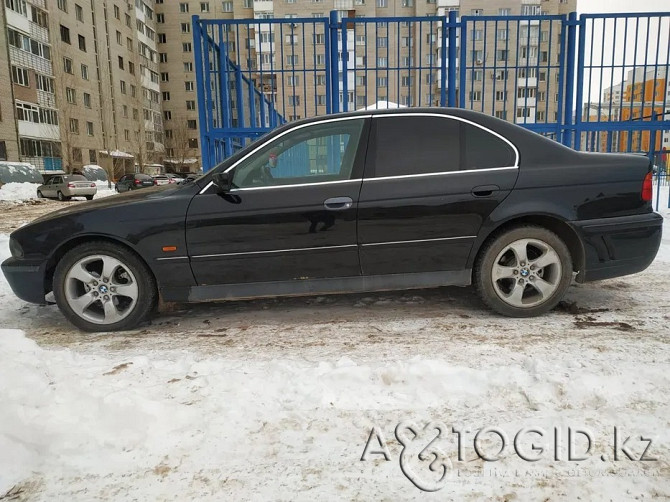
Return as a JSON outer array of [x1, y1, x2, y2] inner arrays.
[[57, 191, 70, 201], [86, 195, 94, 200], [53, 241, 157, 332], [475, 226, 573, 317], [37, 190, 43, 198]]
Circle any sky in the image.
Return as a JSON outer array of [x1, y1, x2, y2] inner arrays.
[[576, 0, 670, 103]]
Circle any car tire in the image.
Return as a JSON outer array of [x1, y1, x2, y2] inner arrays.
[[37, 190, 43, 198], [57, 191, 70, 201], [475, 225, 573, 318], [52, 241, 158, 332], [86, 195, 94, 200]]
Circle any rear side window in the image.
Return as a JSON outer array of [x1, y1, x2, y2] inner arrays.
[[371, 115, 516, 178], [463, 123, 516, 169], [373, 116, 460, 177]]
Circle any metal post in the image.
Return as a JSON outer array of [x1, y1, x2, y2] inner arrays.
[[573, 13, 586, 151], [192, 15, 212, 171], [563, 12, 577, 148], [329, 11, 340, 113], [446, 10, 457, 107]]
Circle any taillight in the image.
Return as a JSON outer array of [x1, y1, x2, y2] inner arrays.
[[169, 178, 175, 184], [67, 183, 75, 188], [134, 179, 141, 185], [153, 179, 158, 185], [90, 183, 95, 187], [642, 171, 653, 201]]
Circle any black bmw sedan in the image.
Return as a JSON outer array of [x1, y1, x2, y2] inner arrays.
[[2, 108, 662, 331]]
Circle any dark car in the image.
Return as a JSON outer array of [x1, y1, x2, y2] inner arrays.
[[2, 108, 662, 332], [115, 173, 154, 192]]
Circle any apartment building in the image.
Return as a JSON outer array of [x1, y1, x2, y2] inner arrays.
[[1, 0, 163, 177], [4, 0, 60, 170], [0, 5, 20, 161]]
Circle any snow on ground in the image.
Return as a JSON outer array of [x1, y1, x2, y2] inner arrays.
[[0, 189, 669, 500]]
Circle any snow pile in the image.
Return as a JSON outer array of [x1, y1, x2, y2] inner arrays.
[[0, 183, 40, 201]]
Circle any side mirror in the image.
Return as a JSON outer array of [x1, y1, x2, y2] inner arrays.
[[212, 171, 233, 193]]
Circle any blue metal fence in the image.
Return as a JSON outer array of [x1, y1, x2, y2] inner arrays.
[[193, 10, 670, 206]]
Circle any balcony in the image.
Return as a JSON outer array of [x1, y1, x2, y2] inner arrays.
[[517, 77, 538, 87]]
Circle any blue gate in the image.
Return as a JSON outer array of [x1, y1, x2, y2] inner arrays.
[[193, 10, 670, 207]]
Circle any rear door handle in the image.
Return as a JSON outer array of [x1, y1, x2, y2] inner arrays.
[[471, 184, 500, 197], [324, 196, 353, 211]]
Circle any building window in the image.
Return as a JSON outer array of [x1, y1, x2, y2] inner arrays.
[[120, 80, 126, 94], [377, 57, 388, 67], [187, 119, 197, 129], [11, 66, 29, 87], [128, 61, 135, 75], [66, 87, 77, 104], [35, 74, 54, 93], [69, 118, 79, 134], [498, 29, 508, 40], [57, 0, 67, 12], [376, 0, 387, 7], [183, 43, 192, 52], [495, 90, 507, 101], [160, 53, 168, 63], [163, 110, 172, 120], [78, 35, 86, 51], [401, 0, 412, 6], [200, 2, 210, 12], [222, 1, 233, 11], [162, 91, 170, 101], [113, 4, 120, 19], [179, 3, 189, 13], [83, 93, 91, 108], [184, 62, 193, 72], [496, 50, 508, 61], [118, 56, 124, 70], [181, 23, 190, 33], [116, 30, 122, 44], [157, 13, 164, 23], [63, 57, 73, 74], [6, 0, 27, 15], [499, 8, 510, 15], [185, 81, 194, 91], [469, 90, 482, 102], [80, 64, 88, 80], [471, 9, 483, 15], [86, 122, 94, 136], [495, 110, 507, 120], [60, 25, 71, 44], [188, 138, 198, 148], [31, 6, 48, 27], [286, 55, 299, 66], [186, 100, 196, 110], [516, 107, 531, 118], [287, 75, 299, 87], [521, 4, 541, 15], [377, 36, 387, 48]]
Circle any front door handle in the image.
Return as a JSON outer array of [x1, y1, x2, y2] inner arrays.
[[471, 184, 500, 197], [324, 196, 353, 211]]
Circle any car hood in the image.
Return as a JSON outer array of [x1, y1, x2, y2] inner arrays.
[[29, 183, 197, 226]]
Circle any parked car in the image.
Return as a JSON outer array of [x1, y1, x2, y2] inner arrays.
[[2, 108, 662, 331], [37, 174, 97, 201], [164, 173, 185, 184], [115, 173, 154, 192], [152, 174, 180, 186], [152, 174, 171, 186]]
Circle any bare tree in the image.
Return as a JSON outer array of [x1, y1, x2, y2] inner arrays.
[[164, 118, 195, 173]]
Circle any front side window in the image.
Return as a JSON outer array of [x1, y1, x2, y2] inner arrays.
[[231, 119, 365, 189]]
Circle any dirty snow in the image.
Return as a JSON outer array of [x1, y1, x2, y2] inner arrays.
[[0, 189, 668, 500]]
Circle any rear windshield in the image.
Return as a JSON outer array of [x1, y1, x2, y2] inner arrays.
[[136, 174, 152, 180], [66, 175, 89, 181]]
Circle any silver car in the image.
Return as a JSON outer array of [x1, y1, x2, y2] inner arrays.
[[37, 174, 97, 201]]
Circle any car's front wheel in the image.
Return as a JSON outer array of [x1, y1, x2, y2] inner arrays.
[[53, 241, 157, 331], [475, 226, 573, 317]]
